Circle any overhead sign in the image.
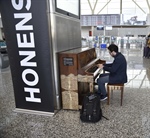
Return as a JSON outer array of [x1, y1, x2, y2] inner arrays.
[[80, 14, 120, 26], [0, 0, 55, 113]]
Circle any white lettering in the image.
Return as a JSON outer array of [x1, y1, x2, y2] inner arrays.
[[14, 13, 33, 30], [19, 51, 37, 67], [17, 33, 35, 48], [11, 0, 31, 11], [12, 0, 41, 103], [22, 69, 39, 86], [25, 87, 41, 103], [11, 0, 23, 10]]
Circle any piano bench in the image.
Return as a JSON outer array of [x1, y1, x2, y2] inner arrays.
[[107, 83, 124, 106]]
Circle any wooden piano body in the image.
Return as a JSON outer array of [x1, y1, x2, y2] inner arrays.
[[58, 47, 106, 110]]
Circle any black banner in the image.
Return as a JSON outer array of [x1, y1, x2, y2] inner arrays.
[[0, 0, 54, 113]]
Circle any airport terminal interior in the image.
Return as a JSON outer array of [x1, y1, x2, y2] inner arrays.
[[1, 0, 150, 138], [0, 45, 150, 138]]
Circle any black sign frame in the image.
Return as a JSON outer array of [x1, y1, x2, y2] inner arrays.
[[0, 0, 55, 113]]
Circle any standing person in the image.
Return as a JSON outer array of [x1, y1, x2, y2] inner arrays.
[[143, 34, 150, 58], [97, 44, 127, 101]]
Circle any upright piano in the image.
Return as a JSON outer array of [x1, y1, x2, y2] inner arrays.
[[58, 47, 106, 110]]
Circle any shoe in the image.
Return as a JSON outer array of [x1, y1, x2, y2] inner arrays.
[[100, 95, 108, 101]]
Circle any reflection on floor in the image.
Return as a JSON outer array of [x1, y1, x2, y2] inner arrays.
[[0, 47, 150, 138]]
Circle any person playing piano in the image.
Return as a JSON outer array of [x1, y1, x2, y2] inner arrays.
[[97, 44, 127, 101]]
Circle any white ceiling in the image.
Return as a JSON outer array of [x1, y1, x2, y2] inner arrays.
[[81, 0, 150, 15]]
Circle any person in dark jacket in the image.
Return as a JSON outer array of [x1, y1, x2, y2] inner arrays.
[[97, 44, 127, 101], [143, 34, 150, 58]]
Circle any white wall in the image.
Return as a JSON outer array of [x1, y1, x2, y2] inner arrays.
[[81, 26, 150, 38], [0, 18, 3, 40], [81, 26, 91, 38], [0, 29, 2, 40]]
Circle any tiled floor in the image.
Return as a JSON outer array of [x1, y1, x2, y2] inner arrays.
[[0, 45, 150, 138]]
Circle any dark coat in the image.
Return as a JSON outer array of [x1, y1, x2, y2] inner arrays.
[[146, 36, 150, 48], [103, 52, 127, 84]]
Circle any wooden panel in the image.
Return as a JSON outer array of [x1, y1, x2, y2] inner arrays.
[[59, 53, 78, 76], [62, 91, 78, 110], [60, 74, 78, 110]]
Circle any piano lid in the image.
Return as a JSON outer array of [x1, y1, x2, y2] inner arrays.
[[77, 48, 97, 69], [59, 46, 97, 69], [59, 46, 92, 54]]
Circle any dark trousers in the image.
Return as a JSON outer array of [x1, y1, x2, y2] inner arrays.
[[143, 47, 150, 58], [97, 73, 109, 96]]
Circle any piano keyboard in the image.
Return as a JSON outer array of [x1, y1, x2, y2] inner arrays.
[[85, 65, 103, 78], [86, 65, 98, 73]]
